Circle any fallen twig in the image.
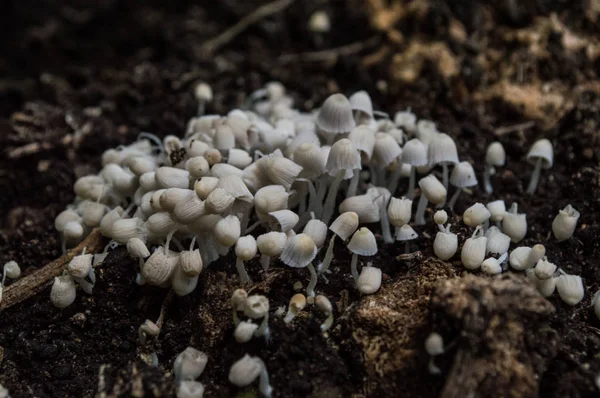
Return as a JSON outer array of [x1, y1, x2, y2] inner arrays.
[[278, 36, 381, 64], [493, 121, 535, 136], [0, 228, 104, 311], [202, 0, 296, 54]]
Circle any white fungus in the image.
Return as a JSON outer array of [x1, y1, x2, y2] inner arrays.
[[526, 138, 553, 195], [552, 204, 580, 242]]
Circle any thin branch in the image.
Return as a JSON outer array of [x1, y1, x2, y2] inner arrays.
[[493, 121, 535, 136], [0, 228, 104, 311], [278, 36, 381, 64], [202, 0, 296, 54]]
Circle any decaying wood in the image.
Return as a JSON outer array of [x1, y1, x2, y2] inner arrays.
[[0, 228, 104, 311]]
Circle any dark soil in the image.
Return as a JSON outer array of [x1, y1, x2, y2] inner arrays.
[[1, 0, 600, 397]]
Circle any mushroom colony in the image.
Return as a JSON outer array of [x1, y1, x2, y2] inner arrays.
[[2, 82, 588, 397]]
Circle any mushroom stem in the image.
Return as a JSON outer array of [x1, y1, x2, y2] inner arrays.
[[346, 169, 360, 197], [380, 200, 394, 244], [260, 254, 271, 271], [197, 101, 205, 117], [255, 358, 273, 398], [321, 313, 334, 332], [316, 175, 329, 203], [447, 187, 462, 209], [255, 313, 270, 341], [407, 167, 416, 199], [306, 263, 318, 298], [387, 163, 403, 196], [483, 165, 494, 194], [322, 170, 345, 224], [442, 163, 450, 190], [526, 157, 543, 195], [319, 235, 336, 274], [414, 194, 429, 226], [235, 258, 251, 285], [405, 241, 410, 253], [351, 253, 360, 282]]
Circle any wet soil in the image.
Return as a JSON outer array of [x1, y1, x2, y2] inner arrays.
[[1, 0, 600, 397]]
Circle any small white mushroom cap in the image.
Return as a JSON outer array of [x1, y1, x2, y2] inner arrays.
[[485, 226, 511, 256], [428, 133, 459, 165], [228, 354, 263, 387], [316, 94, 356, 134], [552, 204, 580, 241], [194, 82, 213, 102], [503, 203, 527, 243], [258, 156, 303, 191], [257, 232, 287, 257], [50, 275, 77, 309], [228, 149, 253, 169], [139, 172, 157, 191], [509, 247, 532, 271], [268, 210, 299, 233], [80, 201, 107, 227], [179, 249, 203, 277], [63, 221, 84, 241], [339, 195, 380, 224], [194, 177, 220, 200], [538, 277, 557, 298], [214, 216, 241, 247], [556, 274, 584, 306], [216, 175, 253, 203], [141, 246, 178, 286], [283, 293, 307, 323], [302, 219, 328, 248], [156, 167, 190, 189], [243, 295, 270, 319], [434, 229, 458, 260], [534, 258, 557, 280], [347, 228, 378, 256], [394, 110, 417, 133], [388, 197, 412, 227], [463, 203, 491, 227], [231, 288, 248, 312], [419, 175, 447, 205], [293, 143, 327, 178], [396, 224, 418, 242], [486, 142, 506, 167], [99, 207, 124, 237], [461, 232, 487, 270], [481, 257, 503, 275], [146, 212, 178, 238], [373, 133, 402, 167], [254, 185, 289, 220], [214, 124, 236, 151], [348, 125, 376, 161], [325, 138, 361, 179], [330, 211, 360, 240], [234, 320, 259, 343], [433, 210, 448, 225], [3, 261, 21, 279], [161, 188, 195, 212], [357, 266, 382, 295], [111, 218, 147, 244], [450, 161, 478, 188], [174, 347, 208, 381], [211, 164, 244, 179], [416, 120, 438, 145], [55, 209, 82, 232], [205, 188, 235, 215], [186, 156, 210, 179], [280, 234, 317, 268], [486, 200, 506, 223], [425, 332, 444, 356], [349, 90, 373, 117], [526, 139, 553, 169], [177, 380, 205, 398], [402, 139, 428, 166], [67, 254, 93, 278], [173, 195, 206, 225], [235, 235, 258, 261]]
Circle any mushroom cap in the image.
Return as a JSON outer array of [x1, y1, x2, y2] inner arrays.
[[450, 161, 478, 188], [228, 354, 262, 387], [347, 227, 378, 256], [526, 138, 553, 169], [402, 139, 428, 166], [280, 233, 317, 268], [293, 143, 327, 179], [388, 197, 412, 227], [256, 231, 287, 257], [349, 90, 373, 117], [268, 209, 299, 232], [357, 266, 382, 294], [418, 175, 447, 204], [339, 194, 380, 224], [243, 295, 270, 319], [302, 219, 328, 248], [325, 138, 361, 179], [394, 110, 417, 132], [329, 211, 359, 240], [396, 224, 418, 241], [428, 133, 459, 165], [316, 94, 356, 134], [373, 133, 403, 167], [486, 142, 506, 167], [348, 125, 376, 161]]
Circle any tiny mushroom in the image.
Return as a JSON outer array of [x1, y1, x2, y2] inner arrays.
[[280, 234, 318, 297], [552, 204, 580, 242], [228, 355, 272, 398], [347, 227, 378, 282], [526, 138, 553, 195], [483, 142, 505, 194], [396, 224, 418, 253], [283, 293, 307, 323], [448, 161, 478, 209]]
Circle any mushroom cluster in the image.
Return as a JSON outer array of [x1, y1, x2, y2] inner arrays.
[[49, 82, 584, 396]]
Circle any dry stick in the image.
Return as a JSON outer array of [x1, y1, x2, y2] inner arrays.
[[201, 0, 296, 54], [0, 228, 104, 311], [493, 121, 535, 136], [278, 35, 381, 64]]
